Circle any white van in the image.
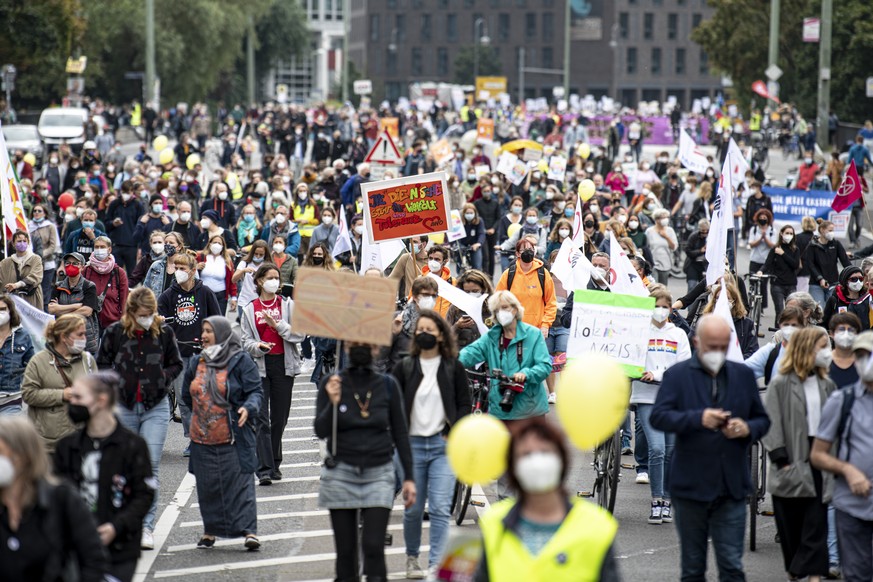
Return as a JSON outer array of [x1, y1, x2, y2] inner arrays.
[[38, 107, 88, 150]]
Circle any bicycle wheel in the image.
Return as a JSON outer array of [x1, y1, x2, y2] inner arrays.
[[594, 441, 609, 511], [453, 481, 472, 525], [606, 430, 621, 513], [749, 441, 759, 552], [750, 296, 763, 336]]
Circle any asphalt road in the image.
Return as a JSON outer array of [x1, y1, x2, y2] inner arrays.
[[126, 141, 865, 581]]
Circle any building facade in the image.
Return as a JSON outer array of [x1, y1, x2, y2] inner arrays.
[[348, 0, 722, 109]]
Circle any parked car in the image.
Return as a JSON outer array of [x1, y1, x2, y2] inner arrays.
[[2, 124, 44, 166], [38, 107, 88, 152]]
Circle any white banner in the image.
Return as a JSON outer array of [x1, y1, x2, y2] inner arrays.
[[609, 235, 649, 296], [678, 129, 710, 175], [426, 273, 489, 336], [9, 294, 53, 350], [550, 238, 592, 293], [706, 156, 734, 285], [713, 280, 744, 363]]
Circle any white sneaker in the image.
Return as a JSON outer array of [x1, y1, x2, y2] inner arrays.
[[548, 392, 557, 404], [635, 472, 650, 485], [406, 556, 425, 579], [141, 528, 154, 550]]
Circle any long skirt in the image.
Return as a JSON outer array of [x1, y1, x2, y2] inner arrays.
[[191, 442, 257, 538]]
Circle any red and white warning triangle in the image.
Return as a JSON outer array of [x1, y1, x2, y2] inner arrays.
[[364, 130, 403, 165]]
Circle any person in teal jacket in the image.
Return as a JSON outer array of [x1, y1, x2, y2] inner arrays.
[[459, 290, 552, 425]]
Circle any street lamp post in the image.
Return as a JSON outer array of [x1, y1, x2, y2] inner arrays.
[[473, 18, 490, 81]]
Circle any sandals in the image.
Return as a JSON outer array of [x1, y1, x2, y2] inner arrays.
[[197, 535, 216, 549], [244, 534, 260, 551]]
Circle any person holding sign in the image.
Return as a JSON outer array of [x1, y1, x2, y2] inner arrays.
[[630, 288, 692, 526], [495, 239, 557, 339]]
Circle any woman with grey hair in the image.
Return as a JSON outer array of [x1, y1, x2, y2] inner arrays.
[[645, 209, 678, 285], [785, 291, 825, 327]]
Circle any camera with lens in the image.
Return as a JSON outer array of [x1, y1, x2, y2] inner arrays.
[[493, 368, 524, 413]]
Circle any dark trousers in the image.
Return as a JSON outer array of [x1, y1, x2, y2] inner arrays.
[[749, 261, 769, 308], [329, 507, 391, 581], [107, 559, 137, 582], [483, 231, 497, 280], [40, 267, 56, 310], [773, 494, 829, 577], [113, 245, 138, 277], [770, 284, 795, 326], [848, 206, 864, 244], [835, 509, 873, 582], [255, 354, 294, 478], [673, 496, 747, 582]]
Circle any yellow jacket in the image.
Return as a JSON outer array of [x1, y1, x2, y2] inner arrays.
[[478, 497, 618, 582], [293, 202, 319, 238], [495, 259, 557, 330]]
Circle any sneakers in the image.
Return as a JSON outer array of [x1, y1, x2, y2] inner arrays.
[[406, 556, 426, 579], [548, 392, 557, 404], [826, 565, 842, 579], [621, 447, 633, 455], [141, 528, 154, 550], [635, 472, 650, 484], [648, 500, 663, 524], [258, 476, 272, 486], [182, 443, 191, 457], [661, 500, 673, 523]]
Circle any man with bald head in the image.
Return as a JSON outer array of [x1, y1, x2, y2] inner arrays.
[[652, 314, 770, 581]]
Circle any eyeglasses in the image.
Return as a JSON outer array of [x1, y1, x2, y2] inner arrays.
[[32, 209, 44, 214]]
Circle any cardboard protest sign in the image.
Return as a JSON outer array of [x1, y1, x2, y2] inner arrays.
[[360, 172, 451, 244], [292, 268, 398, 346], [431, 139, 455, 166], [474, 165, 490, 179], [446, 209, 465, 242], [547, 156, 568, 182], [477, 118, 495, 143], [565, 290, 655, 377], [496, 151, 529, 186]]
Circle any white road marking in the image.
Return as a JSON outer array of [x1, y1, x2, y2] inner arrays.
[[191, 491, 318, 508], [179, 505, 406, 527]]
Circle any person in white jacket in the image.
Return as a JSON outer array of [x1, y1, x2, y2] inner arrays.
[[630, 286, 692, 525]]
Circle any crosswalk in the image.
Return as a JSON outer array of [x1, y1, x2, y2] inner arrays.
[[136, 383, 486, 581]]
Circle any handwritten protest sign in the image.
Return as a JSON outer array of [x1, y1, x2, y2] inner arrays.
[[431, 139, 454, 166], [547, 156, 568, 182], [379, 117, 399, 139], [446, 209, 465, 242], [566, 290, 655, 377], [360, 172, 451, 244], [496, 151, 529, 186], [477, 118, 495, 143], [474, 165, 490, 179], [292, 268, 398, 346]]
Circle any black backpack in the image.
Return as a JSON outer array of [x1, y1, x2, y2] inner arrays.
[[835, 385, 857, 462]]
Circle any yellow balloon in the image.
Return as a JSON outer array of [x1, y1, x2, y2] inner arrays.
[[153, 135, 168, 151], [507, 222, 522, 240], [537, 160, 549, 174], [447, 414, 511, 484], [23, 153, 36, 167], [186, 153, 201, 170], [556, 353, 630, 449], [577, 143, 591, 160], [158, 148, 174, 165], [577, 179, 596, 202]]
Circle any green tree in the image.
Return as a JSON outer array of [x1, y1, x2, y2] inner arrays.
[[453, 45, 502, 85], [693, 0, 873, 122]]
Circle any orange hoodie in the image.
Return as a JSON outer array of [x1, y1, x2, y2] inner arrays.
[[420, 265, 453, 317], [495, 259, 557, 330]]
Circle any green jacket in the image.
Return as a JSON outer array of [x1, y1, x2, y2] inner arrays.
[[459, 321, 551, 421]]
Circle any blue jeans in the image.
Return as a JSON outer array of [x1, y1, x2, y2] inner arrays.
[[173, 355, 194, 437], [116, 397, 170, 532], [469, 247, 483, 271], [621, 413, 631, 450], [404, 434, 454, 569], [809, 284, 830, 310], [0, 403, 22, 416], [636, 403, 675, 499], [673, 496, 747, 582], [828, 504, 839, 567], [634, 410, 649, 475]]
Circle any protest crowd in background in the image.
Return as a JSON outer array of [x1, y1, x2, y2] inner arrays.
[[1, 93, 873, 582]]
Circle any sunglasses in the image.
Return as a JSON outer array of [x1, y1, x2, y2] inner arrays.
[[848, 277, 864, 283]]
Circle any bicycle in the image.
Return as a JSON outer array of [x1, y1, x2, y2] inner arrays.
[[451, 368, 491, 525], [744, 273, 771, 337], [748, 428, 769, 551], [592, 428, 622, 513], [449, 242, 475, 276]]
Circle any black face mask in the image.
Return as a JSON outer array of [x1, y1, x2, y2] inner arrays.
[[415, 332, 438, 350], [164, 244, 177, 257], [312, 256, 325, 266], [348, 345, 373, 368], [67, 403, 91, 424], [758, 219, 768, 226], [584, 221, 595, 229], [520, 249, 535, 263]]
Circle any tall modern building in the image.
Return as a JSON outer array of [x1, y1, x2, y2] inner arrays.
[[263, 0, 345, 104], [348, 0, 722, 109]]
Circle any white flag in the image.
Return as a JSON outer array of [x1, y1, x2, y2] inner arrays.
[[359, 219, 405, 274], [9, 295, 53, 350], [726, 137, 750, 190], [551, 237, 592, 292], [678, 129, 710, 175], [426, 273, 489, 336], [705, 156, 733, 285], [571, 201, 585, 245], [608, 234, 648, 296], [331, 205, 353, 259], [714, 280, 744, 363]]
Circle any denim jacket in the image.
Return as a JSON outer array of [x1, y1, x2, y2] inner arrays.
[[142, 257, 169, 298], [0, 326, 35, 396]]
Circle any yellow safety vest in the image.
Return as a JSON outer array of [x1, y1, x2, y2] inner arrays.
[[131, 103, 141, 127], [227, 171, 244, 200], [460, 106, 471, 123], [749, 113, 761, 132], [479, 498, 617, 582]]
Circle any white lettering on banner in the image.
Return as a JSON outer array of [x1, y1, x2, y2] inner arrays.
[[764, 186, 851, 237]]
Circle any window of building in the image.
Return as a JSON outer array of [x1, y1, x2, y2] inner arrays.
[[489, 0, 500, 7], [498, 13, 510, 41], [542, 47, 553, 69], [651, 47, 661, 75], [668, 13, 678, 40], [516, 0, 526, 6], [386, 82, 402, 102], [388, 0, 398, 8], [447, 13, 458, 41], [621, 88, 637, 106], [396, 14, 406, 41], [325, 0, 333, 20], [412, 0, 423, 7], [438, 0, 448, 8], [643, 13, 654, 40], [642, 88, 661, 102], [465, 0, 475, 7], [692, 13, 702, 29], [526, 12, 536, 38], [542, 12, 554, 41], [421, 14, 432, 41], [386, 49, 398, 75], [619, 12, 629, 39], [412, 47, 423, 75], [370, 15, 380, 42], [626, 47, 637, 74], [700, 49, 709, 74], [437, 48, 448, 76], [676, 47, 686, 74]]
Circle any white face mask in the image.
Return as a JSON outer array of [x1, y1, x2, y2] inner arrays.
[[0, 455, 14, 488], [782, 234, 794, 244], [428, 260, 442, 273], [200, 218, 212, 229], [0, 312, 9, 327], [700, 350, 726, 374], [202, 344, 222, 361], [464, 213, 475, 221], [121, 193, 131, 202], [136, 315, 155, 330], [217, 191, 228, 201], [825, 231, 835, 241], [274, 214, 287, 225], [849, 280, 865, 292], [526, 216, 538, 225], [263, 279, 280, 294], [417, 295, 436, 310], [468, 291, 483, 298], [658, 218, 670, 227], [496, 309, 515, 327], [558, 228, 570, 239], [175, 270, 190, 285], [151, 203, 163, 214], [815, 348, 833, 369], [180, 211, 191, 222], [92, 249, 109, 260], [210, 243, 224, 256], [781, 325, 797, 342], [555, 202, 566, 211], [628, 220, 639, 230], [322, 215, 333, 225], [354, 225, 364, 236], [515, 451, 562, 494], [592, 267, 608, 284], [68, 338, 87, 354], [652, 307, 670, 323], [151, 243, 165, 255], [618, 215, 627, 224], [834, 330, 857, 349], [272, 243, 285, 254]]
